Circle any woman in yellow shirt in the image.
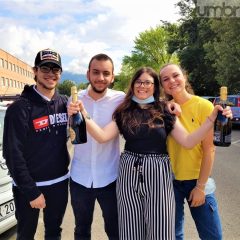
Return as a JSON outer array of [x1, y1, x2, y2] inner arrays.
[[160, 63, 223, 240]]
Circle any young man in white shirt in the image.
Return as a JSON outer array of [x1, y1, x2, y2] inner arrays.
[[69, 54, 125, 240]]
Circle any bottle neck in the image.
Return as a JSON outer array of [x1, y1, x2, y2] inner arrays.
[[220, 86, 227, 101], [72, 93, 78, 103], [71, 86, 78, 103]]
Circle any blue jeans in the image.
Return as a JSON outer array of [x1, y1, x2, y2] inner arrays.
[[173, 179, 222, 240], [70, 178, 119, 240]]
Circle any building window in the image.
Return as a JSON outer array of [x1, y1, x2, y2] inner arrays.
[[0, 77, 4, 86], [0, 58, 4, 68], [5, 60, 8, 69]]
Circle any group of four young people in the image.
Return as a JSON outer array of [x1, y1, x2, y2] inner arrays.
[[4, 49, 229, 240]]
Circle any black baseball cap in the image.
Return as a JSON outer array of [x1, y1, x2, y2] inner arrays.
[[34, 48, 62, 69]]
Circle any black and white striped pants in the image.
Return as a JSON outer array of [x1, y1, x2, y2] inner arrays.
[[117, 150, 175, 240]]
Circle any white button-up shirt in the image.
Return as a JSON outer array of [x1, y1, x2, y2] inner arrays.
[[70, 88, 125, 188]]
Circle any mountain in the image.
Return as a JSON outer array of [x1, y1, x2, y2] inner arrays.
[[60, 71, 88, 84]]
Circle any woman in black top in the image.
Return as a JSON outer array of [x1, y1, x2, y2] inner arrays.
[[68, 67, 227, 240]]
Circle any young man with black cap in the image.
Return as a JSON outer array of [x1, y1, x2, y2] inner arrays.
[[3, 48, 69, 240]]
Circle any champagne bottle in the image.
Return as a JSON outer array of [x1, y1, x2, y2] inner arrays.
[[213, 86, 232, 147], [69, 86, 87, 144]]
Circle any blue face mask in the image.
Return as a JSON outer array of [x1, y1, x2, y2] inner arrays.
[[132, 95, 155, 104]]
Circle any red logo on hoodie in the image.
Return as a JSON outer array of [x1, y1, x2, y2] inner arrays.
[[33, 116, 49, 130]]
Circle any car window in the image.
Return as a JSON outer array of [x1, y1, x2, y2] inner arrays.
[[201, 96, 215, 103], [227, 97, 237, 106], [214, 96, 239, 107], [208, 97, 215, 103]]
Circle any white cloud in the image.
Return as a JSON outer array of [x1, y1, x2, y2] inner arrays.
[[0, 0, 180, 74]]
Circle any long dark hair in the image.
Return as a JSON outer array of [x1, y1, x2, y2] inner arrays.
[[113, 67, 166, 134]]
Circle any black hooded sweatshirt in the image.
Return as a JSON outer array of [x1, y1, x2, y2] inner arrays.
[[3, 85, 70, 201]]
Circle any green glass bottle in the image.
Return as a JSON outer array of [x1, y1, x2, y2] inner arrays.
[[69, 86, 87, 144], [213, 86, 232, 147]]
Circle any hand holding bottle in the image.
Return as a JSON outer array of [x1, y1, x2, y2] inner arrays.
[[68, 86, 87, 144], [220, 105, 232, 119], [212, 86, 233, 147], [208, 105, 232, 123], [68, 100, 87, 116], [68, 101, 81, 116]]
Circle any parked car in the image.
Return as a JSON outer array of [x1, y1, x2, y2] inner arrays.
[[0, 102, 17, 234], [214, 94, 240, 125], [201, 96, 216, 103]]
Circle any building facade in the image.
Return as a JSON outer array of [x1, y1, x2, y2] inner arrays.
[[0, 49, 35, 96]]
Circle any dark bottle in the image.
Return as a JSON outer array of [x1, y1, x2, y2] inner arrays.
[[69, 86, 87, 144], [213, 86, 232, 147]]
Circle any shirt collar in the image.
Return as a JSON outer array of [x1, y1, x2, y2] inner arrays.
[[33, 85, 51, 101]]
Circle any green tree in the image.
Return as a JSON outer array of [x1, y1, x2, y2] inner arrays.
[[78, 82, 89, 90], [204, 18, 240, 94], [57, 80, 75, 96], [113, 64, 133, 92], [175, 0, 240, 95], [124, 24, 179, 71], [117, 23, 179, 91], [173, 0, 219, 96]]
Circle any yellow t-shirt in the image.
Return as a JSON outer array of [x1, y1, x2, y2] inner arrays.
[[167, 96, 214, 180]]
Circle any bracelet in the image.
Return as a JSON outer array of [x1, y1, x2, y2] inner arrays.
[[195, 186, 205, 194], [207, 116, 214, 124], [197, 181, 206, 187]]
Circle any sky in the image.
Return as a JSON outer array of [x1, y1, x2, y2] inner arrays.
[[0, 0, 181, 74]]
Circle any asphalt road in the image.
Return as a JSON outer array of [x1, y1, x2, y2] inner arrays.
[[1, 127, 240, 240]]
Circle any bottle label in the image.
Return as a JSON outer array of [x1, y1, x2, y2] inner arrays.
[[214, 131, 231, 143], [224, 134, 231, 143], [69, 127, 76, 142], [214, 131, 221, 143]]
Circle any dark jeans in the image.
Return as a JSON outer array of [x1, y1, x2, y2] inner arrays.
[[70, 178, 119, 240], [173, 179, 222, 240], [13, 179, 68, 240]]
